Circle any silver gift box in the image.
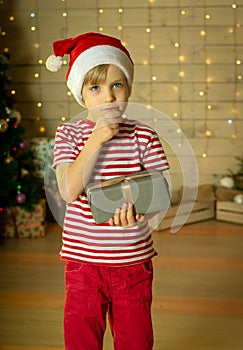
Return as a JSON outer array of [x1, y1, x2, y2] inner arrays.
[[85, 170, 171, 224]]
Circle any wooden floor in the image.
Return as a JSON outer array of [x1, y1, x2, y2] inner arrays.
[[0, 220, 243, 350]]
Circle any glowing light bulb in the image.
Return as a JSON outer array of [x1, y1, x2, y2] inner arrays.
[[149, 44, 155, 50], [179, 55, 186, 62], [200, 30, 206, 36], [202, 152, 208, 158]]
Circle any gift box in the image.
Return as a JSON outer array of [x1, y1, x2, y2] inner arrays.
[[17, 221, 45, 238], [0, 199, 46, 238], [29, 137, 54, 179], [85, 170, 171, 224], [0, 223, 16, 238], [14, 199, 46, 226]]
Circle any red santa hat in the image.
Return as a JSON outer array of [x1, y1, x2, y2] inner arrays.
[[46, 32, 134, 106]]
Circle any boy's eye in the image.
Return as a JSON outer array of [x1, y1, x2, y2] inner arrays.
[[90, 85, 100, 91], [113, 82, 122, 88]]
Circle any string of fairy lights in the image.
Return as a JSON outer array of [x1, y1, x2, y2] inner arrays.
[[0, 0, 242, 160], [30, 0, 71, 133]]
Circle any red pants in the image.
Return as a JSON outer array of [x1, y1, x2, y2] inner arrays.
[[64, 260, 154, 350]]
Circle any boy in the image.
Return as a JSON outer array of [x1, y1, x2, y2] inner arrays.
[[46, 32, 169, 350]]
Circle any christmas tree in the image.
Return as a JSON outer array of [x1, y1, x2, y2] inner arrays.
[[0, 53, 40, 222]]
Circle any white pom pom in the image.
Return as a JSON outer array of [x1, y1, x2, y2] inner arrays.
[[46, 55, 63, 72]]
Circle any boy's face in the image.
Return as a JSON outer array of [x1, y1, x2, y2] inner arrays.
[[82, 65, 130, 112]]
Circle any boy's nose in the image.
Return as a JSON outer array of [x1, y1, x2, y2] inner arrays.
[[104, 88, 115, 103]]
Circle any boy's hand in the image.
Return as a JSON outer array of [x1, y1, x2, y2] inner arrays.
[[109, 203, 144, 227], [91, 116, 120, 146]]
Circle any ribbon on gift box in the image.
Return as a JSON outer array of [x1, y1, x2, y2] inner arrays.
[[86, 170, 163, 205]]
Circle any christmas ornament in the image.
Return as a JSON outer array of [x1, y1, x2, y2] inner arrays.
[[220, 176, 234, 189], [10, 109, 22, 124], [0, 119, 8, 133], [15, 191, 27, 204], [233, 194, 243, 204], [21, 168, 29, 176], [19, 140, 29, 149], [4, 154, 14, 163]]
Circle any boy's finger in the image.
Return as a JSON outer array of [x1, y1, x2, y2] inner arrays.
[[120, 203, 128, 226], [127, 203, 136, 225]]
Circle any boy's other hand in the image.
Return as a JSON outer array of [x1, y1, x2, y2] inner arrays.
[[109, 203, 144, 227]]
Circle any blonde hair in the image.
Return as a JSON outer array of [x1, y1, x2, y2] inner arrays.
[[83, 64, 129, 87], [83, 64, 110, 86]]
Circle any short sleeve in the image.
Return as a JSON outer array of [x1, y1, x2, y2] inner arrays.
[[52, 123, 82, 170], [142, 131, 170, 171]]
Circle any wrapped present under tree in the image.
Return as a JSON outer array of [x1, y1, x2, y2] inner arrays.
[[0, 52, 42, 233], [1, 199, 46, 238]]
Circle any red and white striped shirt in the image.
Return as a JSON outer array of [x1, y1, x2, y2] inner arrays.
[[53, 118, 169, 265]]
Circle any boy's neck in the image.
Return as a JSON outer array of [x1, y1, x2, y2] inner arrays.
[[86, 112, 96, 123]]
